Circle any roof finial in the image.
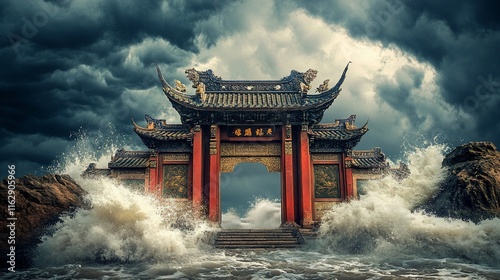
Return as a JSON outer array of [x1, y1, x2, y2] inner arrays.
[[155, 63, 168, 87], [332, 61, 351, 92]]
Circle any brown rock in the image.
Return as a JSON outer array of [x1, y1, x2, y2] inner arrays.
[[1, 174, 87, 268], [422, 142, 500, 222]]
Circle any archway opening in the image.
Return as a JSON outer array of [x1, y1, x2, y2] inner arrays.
[[220, 162, 281, 229]]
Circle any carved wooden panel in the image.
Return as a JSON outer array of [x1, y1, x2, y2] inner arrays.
[[221, 142, 281, 156], [314, 164, 341, 199], [162, 164, 189, 198], [312, 154, 341, 161], [220, 156, 280, 173], [284, 142, 292, 155], [314, 201, 338, 221], [163, 154, 190, 161]]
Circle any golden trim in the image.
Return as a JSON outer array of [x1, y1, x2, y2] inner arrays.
[[210, 141, 217, 155], [285, 124, 292, 140], [312, 154, 341, 161], [284, 141, 292, 155], [220, 142, 281, 156], [163, 154, 190, 161], [220, 156, 281, 173]]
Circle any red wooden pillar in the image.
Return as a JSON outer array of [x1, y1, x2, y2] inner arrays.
[[299, 124, 314, 228], [192, 125, 204, 211], [344, 153, 354, 201], [282, 124, 295, 224], [148, 151, 159, 195], [208, 125, 220, 223]]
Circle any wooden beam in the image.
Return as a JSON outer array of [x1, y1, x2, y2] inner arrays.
[[282, 125, 295, 224], [192, 125, 204, 211], [208, 125, 221, 223], [299, 125, 314, 228]]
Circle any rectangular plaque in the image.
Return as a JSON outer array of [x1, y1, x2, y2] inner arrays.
[[228, 125, 275, 137], [163, 164, 189, 198], [314, 164, 341, 199]]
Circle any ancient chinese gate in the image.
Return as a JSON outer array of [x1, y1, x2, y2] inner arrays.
[[85, 63, 394, 228]]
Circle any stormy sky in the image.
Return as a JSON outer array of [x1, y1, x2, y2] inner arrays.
[[1, 1, 500, 212]]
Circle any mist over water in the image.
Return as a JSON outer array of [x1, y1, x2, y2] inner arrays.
[[221, 199, 281, 229], [35, 129, 213, 266], [6, 130, 499, 279]]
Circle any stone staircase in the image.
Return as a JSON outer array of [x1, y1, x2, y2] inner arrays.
[[213, 228, 305, 249]]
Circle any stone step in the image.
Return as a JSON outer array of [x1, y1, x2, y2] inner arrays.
[[214, 244, 301, 249], [213, 228, 304, 249]]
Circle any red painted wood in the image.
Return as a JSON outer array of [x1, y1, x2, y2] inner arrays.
[[148, 154, 158, 194], [282, 127, 295, 224], [299, 130, 313, 227], [208, 126, 220, 222], [345, 155, 354, 201], [192, 126, 203, 211]]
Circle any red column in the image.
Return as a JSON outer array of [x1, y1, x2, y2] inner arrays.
[[208, 125, 220, 223], [344, 153, 354, 201], [192, 125, 204, 211], [282, 125, 295, 224], [148, 151, 159, 195], [299, 124, 314, 228]]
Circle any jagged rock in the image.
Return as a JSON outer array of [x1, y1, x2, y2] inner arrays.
[[0, 174, 87, 268], [423, 142, 500, 222]]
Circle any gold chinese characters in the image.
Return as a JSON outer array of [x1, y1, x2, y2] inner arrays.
[[230, 126, 274, 137]]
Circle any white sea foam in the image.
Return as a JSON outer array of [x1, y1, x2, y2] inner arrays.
[[317, 144, 500, 266], [27, 128, 500, 278], [221, 198, 281, 229], [35, 129, 212, 266]]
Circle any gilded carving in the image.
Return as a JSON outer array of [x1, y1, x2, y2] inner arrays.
[[221, 142, 281, 156], [314, 201, 339, 221], [220, 156, 280, 173], [284, 141, 292, 155], [174, 80, 187, 92], [285, 124, 292, 139], [210, 141, 217, 155], [163, 164, 189, 198], [149, 160, 157, 168], [316, 79, 330, 93], [228, 126, 275, 137], [301, 123, 309, 132], [210, 125, 217, 138], [210, 125, 218, 155], [163, 154, 190, 161], [314, 164, 341, 199], [345, 160, 352, 168], [312, 154, 341, 161]]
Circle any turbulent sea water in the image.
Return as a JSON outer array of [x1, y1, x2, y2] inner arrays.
[[2, 135, 500, 279]]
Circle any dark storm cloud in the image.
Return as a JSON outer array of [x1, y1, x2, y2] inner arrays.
[[375, 65, 425, 126], [0, 0, 232, 175], [2, 0, 500, 176], [296, 0, 500, 145]]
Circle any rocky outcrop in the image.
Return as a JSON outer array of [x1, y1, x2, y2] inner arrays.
[[423, 142, 500, 222], [0, 174, 87, 268]]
